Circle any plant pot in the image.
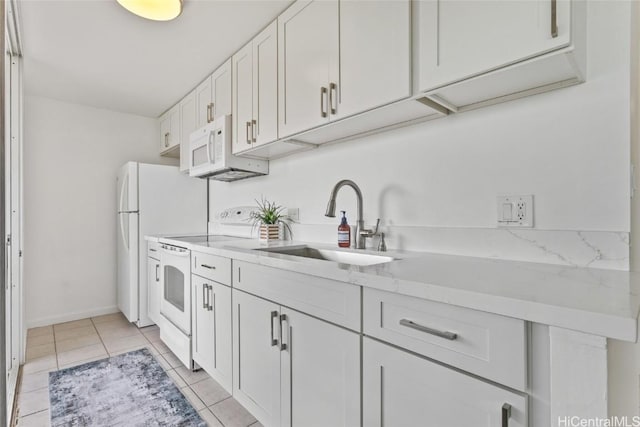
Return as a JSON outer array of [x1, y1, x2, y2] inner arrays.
[[259, 224, 280, 241]]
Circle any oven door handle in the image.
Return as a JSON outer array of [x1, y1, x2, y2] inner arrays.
[[160, 245, 190, 256]]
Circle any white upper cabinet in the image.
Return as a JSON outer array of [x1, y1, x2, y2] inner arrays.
[[233, 21, 279, 155], [196, 59, 233, 128], [195, 76, 212, 128], [416, 0, 584, 110], [159, 104, 180, 156], [179, 90, 196, 173], [252, 22, 278, 147], [336, 0, 411, 119], [232, 42, 254, 154], [278, 0, 339, 139]]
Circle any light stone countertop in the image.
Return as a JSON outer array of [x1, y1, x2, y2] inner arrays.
[[146, 235, 640, 342]]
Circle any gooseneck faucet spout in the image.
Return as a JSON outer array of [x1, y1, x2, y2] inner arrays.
[[325, 180, 366, 249]]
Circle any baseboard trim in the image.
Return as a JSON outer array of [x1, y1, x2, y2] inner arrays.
[[26, 306, 120, 329]]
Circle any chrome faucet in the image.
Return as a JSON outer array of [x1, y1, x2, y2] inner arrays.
[[325, 179, 379, 249]]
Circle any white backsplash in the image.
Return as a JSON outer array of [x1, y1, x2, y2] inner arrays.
[[212, 221, 629, 271]]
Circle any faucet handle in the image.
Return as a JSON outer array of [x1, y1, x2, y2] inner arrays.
[[372, 218, 380, 235], [360, 219, 381, 238]]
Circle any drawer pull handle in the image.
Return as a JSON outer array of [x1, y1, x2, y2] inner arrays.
[[279, 314, 288, 351], [200, 264, 216, 270], [502, 403, 512, 427], [551, 0, 558, 38], [399, 319, 458, 341]]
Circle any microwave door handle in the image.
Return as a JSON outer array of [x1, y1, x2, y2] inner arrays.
[[206, 130, 214, 163]]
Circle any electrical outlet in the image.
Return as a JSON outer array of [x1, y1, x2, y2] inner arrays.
[[497, 195, 533, 228]]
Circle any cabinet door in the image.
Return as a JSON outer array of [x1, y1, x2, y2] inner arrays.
[[212, 59, 232, 120], [417, 0, 571, 92], [192, 278, 214, 374], [363, 338, 528, 427], [253, 20, 278, 147], [280, 308, 360, 427], [179, 90, 197, 173], [209, 281, 232, 392], [233, 290, 281, 427], [167, 105, 180, 150], [337, 0, 411, 119], [147, 257, 160, 324], [232, 42, 254, 154], [196, 76, 212, 128], [278, 0, 338, 138], [159, 113, 171, 153]]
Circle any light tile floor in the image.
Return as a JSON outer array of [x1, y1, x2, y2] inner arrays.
[[14, 313, 263, 427]]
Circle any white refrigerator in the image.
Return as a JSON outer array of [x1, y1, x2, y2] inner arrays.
[[117, 162, 206, 327]]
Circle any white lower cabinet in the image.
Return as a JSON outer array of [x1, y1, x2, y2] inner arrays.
[[363, 337, 528, 427], [232, 290, 281, 427], [192, 275, 232, 392], [232, 289, 361, 427]]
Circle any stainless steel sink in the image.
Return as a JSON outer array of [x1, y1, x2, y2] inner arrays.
[[256, 246, 397, 266]]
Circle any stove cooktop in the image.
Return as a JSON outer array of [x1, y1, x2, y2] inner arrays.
[[163, 235, 248, 244]]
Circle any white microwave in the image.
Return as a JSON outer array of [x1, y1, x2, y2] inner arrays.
[[189, 115, 268, 182]]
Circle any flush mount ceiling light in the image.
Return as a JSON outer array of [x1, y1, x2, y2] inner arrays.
[[117, 0, 182, 21]]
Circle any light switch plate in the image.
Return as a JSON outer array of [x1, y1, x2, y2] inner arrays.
[[287, 208, 299, 222], [497, 195, 533, 228]]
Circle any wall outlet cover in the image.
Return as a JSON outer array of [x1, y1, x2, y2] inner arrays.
[[497, 195, 534, 228]]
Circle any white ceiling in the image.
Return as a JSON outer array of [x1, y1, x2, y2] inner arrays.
[[19, 0, 293, 117]]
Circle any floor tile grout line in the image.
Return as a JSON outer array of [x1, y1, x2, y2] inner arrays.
[[90, 317, 109, 355], [17, 407, 48, 420]]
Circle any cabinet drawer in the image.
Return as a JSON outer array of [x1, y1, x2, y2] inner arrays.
[[148, 241, 160, 260], [192, 251, 231, 285], [234, 261, 361, 331], [363, 288, 526, 391]]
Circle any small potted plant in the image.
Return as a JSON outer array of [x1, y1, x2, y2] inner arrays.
[[250, 197, 292, 241]]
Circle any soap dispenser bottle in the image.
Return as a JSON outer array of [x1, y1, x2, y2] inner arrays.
[[338, 211, 351, 248]]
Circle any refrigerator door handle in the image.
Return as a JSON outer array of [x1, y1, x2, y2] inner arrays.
[[118, 169, 129, 213], [119, 213, 129, 251]]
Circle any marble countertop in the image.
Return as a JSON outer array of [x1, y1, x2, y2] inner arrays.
[[148, 235, 640, 342]]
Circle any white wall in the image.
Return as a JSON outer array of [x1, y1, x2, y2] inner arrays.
[[23, 95, 177, 327]]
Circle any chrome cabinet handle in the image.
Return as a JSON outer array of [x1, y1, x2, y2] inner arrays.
[[246, 121, 251, 144], [551, 0, 558, 38], [208, 287, 214, 312], [320, 87, 328, 118], [502, 403, 512, 427], [206, 104, 211, 123], [210, 102, 215, 121], [200, 264, 216, 270], [164, 132, 169, 147], [399, 319, 458, 341], [149, 248, 157, 252], [155, 264, 159, 282], [202, 284, 207, 309], [329, 82, 337, 115], [252, 119, 257, 142], [270, 311, 279, 346], [279, 314, 288, 351]]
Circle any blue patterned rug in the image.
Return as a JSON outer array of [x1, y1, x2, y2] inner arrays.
[[49, 348, 205, 426]]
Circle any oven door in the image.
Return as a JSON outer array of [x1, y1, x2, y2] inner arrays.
[[159, 244, 192, 335]]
